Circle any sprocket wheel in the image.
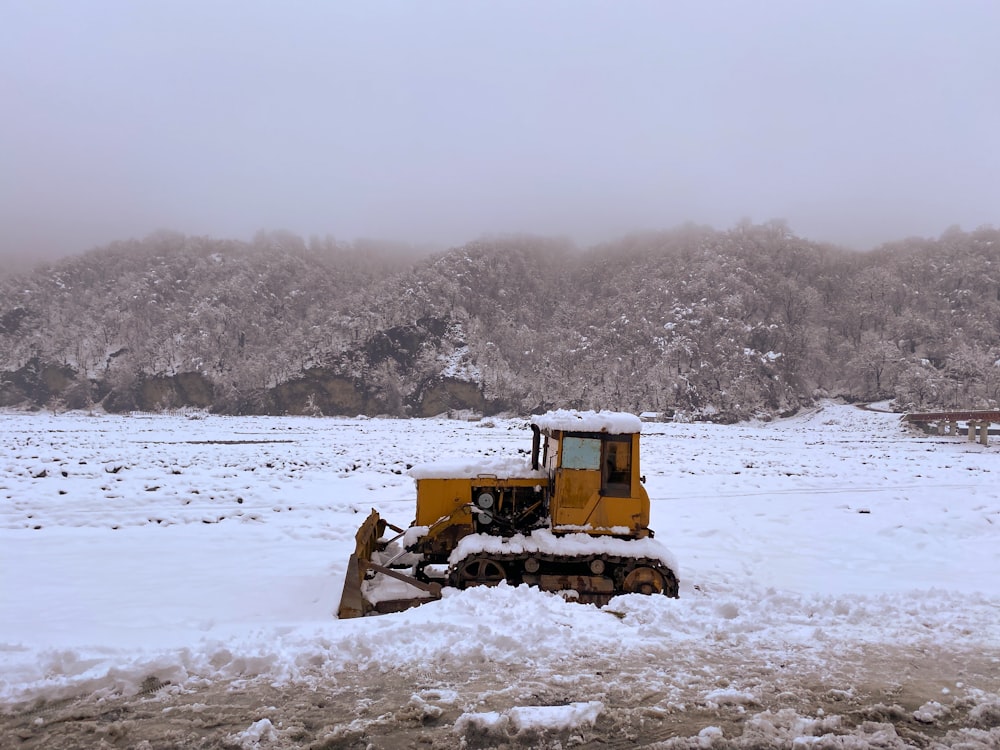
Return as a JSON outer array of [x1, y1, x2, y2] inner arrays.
[[623, 566, 667, 595], [456, 557, 506, 588]]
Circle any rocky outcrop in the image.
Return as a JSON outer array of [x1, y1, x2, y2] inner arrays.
[[0, 359, 494, 417], [0, 359, 79, 408], [410, 376, 487, 417], [261, 369, 369, 416], [103, 372, 215, 412]]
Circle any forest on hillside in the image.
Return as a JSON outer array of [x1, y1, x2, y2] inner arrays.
[[1, 223, 999, 420]]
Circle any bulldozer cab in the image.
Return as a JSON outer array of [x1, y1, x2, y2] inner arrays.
[[530, 412, 651, 537]]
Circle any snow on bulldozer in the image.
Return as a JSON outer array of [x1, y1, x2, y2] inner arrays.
[[337, 410, 679, 618]]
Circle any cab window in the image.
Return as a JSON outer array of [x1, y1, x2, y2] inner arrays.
[[602, 437, 632, 497], [561, 436, 601, 470]]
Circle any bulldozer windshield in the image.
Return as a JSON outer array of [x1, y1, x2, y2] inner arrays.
[[561, 436, 601, 470]]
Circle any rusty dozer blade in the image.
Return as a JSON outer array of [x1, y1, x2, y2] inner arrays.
[[337, 509, 442, 619]]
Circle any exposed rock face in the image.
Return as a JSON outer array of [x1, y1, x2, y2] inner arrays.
[[140, 372, 215, 410], [254, 371, 494, 418], [410, 377, 487, 417], [103, 372, 216, 412], [0, 311, 490, 416], [262, 369, 368, 416], [1, 359, 494, 417], [0, 359, 78, 408]]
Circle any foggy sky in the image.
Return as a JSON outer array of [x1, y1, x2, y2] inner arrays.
[[2, 1, 998, 268]]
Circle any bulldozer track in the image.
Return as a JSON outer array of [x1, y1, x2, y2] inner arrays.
[[450, 549, 679, 602]]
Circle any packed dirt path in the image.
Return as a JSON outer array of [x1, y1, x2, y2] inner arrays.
[[4, 642, 999, 749]]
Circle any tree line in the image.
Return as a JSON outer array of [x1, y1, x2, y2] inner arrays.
[[1, 222, 998, 419]]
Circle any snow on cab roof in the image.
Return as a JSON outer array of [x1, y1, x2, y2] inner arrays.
[[531, 409, 642, 435], [409, 456, 545, 481]]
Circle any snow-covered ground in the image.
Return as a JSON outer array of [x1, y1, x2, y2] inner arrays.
[[2, 403, 999, 748]]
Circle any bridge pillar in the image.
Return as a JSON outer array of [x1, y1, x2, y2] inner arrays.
[[968, 420, 978, 441], [936, 421, 946, 436], [979, 420, 991, 447], [949, 420, 960, 436]]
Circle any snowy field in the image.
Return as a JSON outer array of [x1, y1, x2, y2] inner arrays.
[[2, 403, 999, 748]]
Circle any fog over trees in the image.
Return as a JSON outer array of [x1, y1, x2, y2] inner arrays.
[[1, 223, 998, 420]]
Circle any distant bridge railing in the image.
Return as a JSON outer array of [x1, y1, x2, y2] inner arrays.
[[902, 410, 1000, 446]]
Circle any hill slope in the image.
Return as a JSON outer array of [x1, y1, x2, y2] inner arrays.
[[2, 224, 999, 417]]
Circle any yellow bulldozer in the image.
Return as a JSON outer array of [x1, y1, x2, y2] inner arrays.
[[337, 410, 679, 618]]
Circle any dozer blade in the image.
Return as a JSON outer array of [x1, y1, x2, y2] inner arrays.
[[336, 509, 442, 619]]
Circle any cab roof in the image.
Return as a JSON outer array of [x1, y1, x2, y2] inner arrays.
[[530, 409, 642, 435]]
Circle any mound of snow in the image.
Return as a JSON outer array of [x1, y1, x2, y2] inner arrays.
[[455, 700, 604, 738]]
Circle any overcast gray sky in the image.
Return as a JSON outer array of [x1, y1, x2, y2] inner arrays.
[[2, 1, 998, 268]]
